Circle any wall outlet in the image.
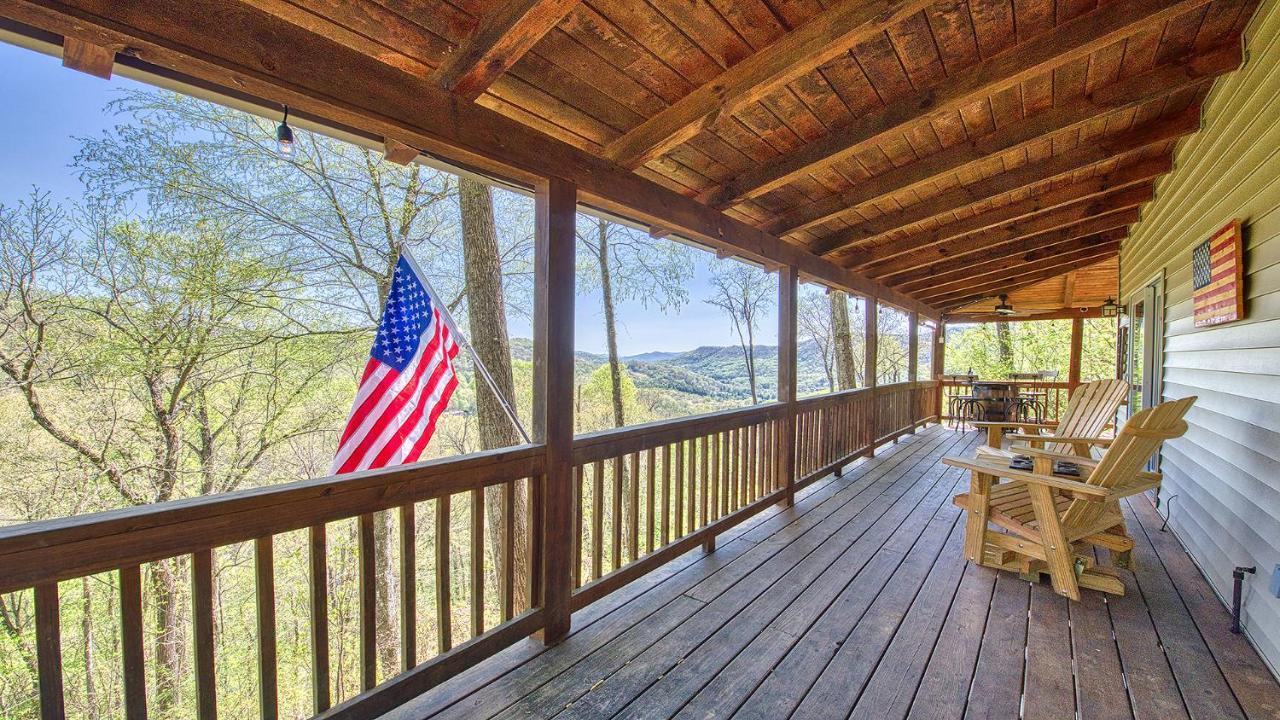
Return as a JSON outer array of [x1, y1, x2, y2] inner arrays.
[[1271, 565, 1280, 599]]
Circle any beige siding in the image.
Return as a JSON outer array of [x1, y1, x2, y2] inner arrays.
[[1119, 1, 1280, 677]]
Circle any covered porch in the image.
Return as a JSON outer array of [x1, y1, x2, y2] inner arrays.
[[1, 0, 1278, 719]]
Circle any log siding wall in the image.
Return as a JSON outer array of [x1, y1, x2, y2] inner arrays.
[[1119, 0, 1280, 678]]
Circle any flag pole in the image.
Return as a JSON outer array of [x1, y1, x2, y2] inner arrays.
[[401, 250, 533, 445]]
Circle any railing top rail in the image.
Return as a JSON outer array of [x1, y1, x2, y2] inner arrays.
[[0, 443, 544, 592], [571, 402, 786, 464]]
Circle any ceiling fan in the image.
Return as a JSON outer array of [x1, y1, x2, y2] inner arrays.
[[994, 294, 1016, 316]]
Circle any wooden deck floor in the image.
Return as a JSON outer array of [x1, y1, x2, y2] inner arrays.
[[381, 425, 1280, 720]]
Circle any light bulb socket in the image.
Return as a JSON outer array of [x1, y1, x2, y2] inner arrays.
[[276, 105, 294, 157]]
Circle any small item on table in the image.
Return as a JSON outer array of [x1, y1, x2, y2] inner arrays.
[[1053, 461, 1080, 476], [1009, 455, 1034, 471]]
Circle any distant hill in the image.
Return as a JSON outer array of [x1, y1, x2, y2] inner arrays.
[[510, 337, 834, 402]]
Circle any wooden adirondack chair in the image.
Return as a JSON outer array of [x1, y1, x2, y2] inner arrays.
[[945, 396, 1194, 600], [975, 378, 1128, 458]]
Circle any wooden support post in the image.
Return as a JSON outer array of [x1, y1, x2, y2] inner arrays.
[[534, 176, 576, 645], [907, 311, 919, 382], [1068, 316, 1084, 391], [864, 298, 878, 454], [34, 583, 64, 720], [777, 265, 798, 507], [932, 322, 946, 419]]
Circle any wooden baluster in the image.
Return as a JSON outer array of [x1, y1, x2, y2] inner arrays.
[[721, 431, 731, 514], [686, 440, 697, 533], [357, 514, 377, 690], [34, 583, 63, 720], [470, 489, 485, 636], [309, 525, 331, 712], [192, 550, 217, 720], [699, 436, 709, 530], [527, 474, 542, 610], [611, 456, 623, 571], [435, 496, 452, 652], [572, 465, 583, 587], [645, 448, 656, 553], [629, 451, 640, 563], [661, 446, 672, 546], [736, 426, 746, 508], [501, 482, 515, 621], [400, 505, 418, 668], [256, 536, 278, 719], [674, 441, 685, 539], [119, 565, 146, 720], [591, 460, 604, 579], [710, 432, 720, 520]]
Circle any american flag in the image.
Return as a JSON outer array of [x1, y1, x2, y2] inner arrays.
[[332, 252, 460, 474], [1192, 220, 1244, 328]]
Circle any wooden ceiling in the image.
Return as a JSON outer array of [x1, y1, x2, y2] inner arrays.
[[946, 255, 1118, 321], [0, 0, 1258, 315]]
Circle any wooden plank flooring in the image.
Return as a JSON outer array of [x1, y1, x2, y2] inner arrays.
[[381, 425, 1280, 720]]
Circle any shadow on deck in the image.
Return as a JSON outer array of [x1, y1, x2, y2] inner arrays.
[[381, 425, 1280, 720]]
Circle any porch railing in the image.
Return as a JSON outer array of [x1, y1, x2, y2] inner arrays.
[[0, 380, 937, 720], [938, 379, 1073, 423]]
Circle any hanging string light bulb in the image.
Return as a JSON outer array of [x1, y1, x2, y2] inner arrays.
[[276, 105, 294, 157]]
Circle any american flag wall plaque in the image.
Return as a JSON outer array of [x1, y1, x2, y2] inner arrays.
[[1191, 219, 1244, 327]]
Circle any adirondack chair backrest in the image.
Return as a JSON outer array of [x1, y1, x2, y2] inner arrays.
[[1061, 396, 1195, 528], [1045, 379, 1129, 455]]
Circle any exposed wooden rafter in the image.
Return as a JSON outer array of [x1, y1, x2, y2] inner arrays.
[[702, 0, 1214, 209], [887, 211, 1135, 288], [431, 0, 582, 101], [846, 159, 1170, 271], [899, 230, 1127, 295], [826, 112, 1198, 266], [769, 44, 1238, 238], [601, 0, 937, 169], [929, 248, 1124, 307], [867, 188, 1150, 281]]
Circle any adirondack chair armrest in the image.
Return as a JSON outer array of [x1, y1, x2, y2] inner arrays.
[[941, 457, 1109, 499], [1008, 433, 1113, 446], [1111, 471, 1163, 499], [972, 421, 1058, 431]]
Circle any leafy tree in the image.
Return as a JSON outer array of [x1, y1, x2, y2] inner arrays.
[[0, 191, 348, 713], [704, 263, 774, 404]]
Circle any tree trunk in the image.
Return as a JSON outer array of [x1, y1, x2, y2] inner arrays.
[[830, 290, 857, 390], [149, 560, 183, 714], [996, 321, 1014, 372], [81, 577, 98, 720], [458, 177, 530, 611], [596, 219, 634, 558]]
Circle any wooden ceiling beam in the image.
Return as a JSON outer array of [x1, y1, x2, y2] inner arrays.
[[704, 0, 1213, 209], [0, 1, 939, 318], [601, 0, 937, 169], [884, 209, 1136, 287], [431, 0, 582, 101], [928, 249, 1123, 306], [899, 230, 1127, 296], [946, 307, 1104, 323], [769, 43, 1238, 237], [822, 112, 1195, 266], [841, 157, 1170, 268], [867, 187, 1151, 280]]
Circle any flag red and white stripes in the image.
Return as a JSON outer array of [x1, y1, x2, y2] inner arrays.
[[331, 252, 459, 474]]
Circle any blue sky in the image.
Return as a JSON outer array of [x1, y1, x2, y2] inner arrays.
[[0, 40, 775, 356]]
